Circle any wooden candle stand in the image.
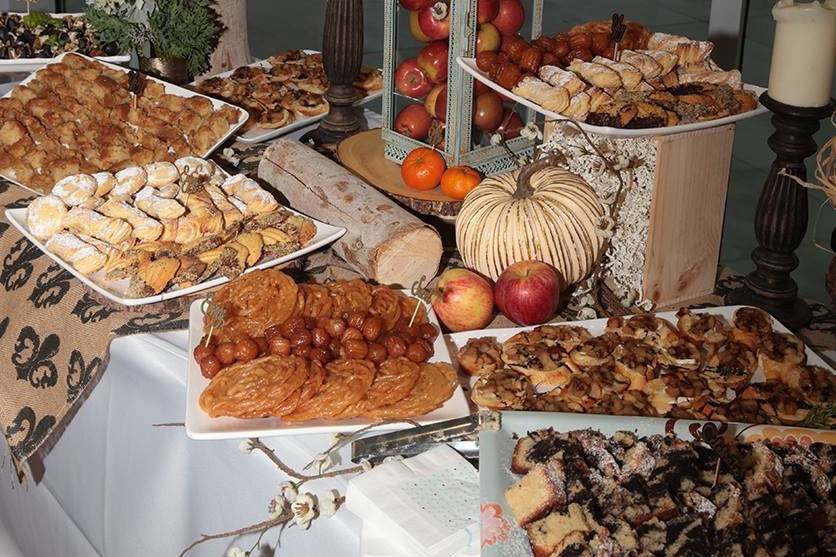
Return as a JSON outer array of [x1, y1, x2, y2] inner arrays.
[[727, 94, 835, 329], [302, 0, 364, 146]]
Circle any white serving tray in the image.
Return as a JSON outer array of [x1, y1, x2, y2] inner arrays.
[[192, 51, 383, 144], [5, 206, 346, 306], [447, 305, 833, 390], [0, 51, 249, 195], [456, 56, 768, 138], [479, 411, 835, 557], [0, 13, 131, 74], [185, 294, 472, 439]]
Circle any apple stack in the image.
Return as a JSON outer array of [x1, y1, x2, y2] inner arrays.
[[393, 0, 528, 145]]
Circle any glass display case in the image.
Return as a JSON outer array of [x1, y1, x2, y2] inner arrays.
[[381, 0, 543, 176]]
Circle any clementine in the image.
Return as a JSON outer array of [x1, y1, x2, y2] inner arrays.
[[401, 147, 446, 191], [440, 165, 481, 200]]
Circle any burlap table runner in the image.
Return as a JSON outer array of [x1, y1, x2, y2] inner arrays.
[[0, 181, 196, 478]]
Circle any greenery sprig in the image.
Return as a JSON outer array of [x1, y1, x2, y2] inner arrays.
[[85, 0, 221, 78]]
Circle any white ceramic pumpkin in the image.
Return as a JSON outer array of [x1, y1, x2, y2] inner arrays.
[[455, 157, 605, 285]]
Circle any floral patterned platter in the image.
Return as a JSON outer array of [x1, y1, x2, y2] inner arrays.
[[479, 411, 835, 556]]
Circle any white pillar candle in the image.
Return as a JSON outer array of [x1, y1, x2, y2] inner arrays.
[[768, 0, 836, 107]]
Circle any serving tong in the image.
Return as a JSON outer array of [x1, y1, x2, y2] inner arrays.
[[350, 412, 500, 466]]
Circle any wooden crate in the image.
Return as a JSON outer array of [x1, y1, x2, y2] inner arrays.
[[544, 123, 736, 307]]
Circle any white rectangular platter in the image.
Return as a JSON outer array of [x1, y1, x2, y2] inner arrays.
[[0, 52, 249, 196], [479, 410, 835, 557], [5, 206, 346, 306], [185, 295, 472, 439], [0, 13, 131, 73], [447, 305, 833, 388], [457, 56, 768, 138], [192, 52, 383, 144]]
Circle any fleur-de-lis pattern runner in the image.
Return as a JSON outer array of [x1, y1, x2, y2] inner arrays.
[[3, 140, 836, 481], [0, 182, 191, 478]]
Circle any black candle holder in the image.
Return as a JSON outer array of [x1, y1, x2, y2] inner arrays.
[[726, 93, 835, 329]]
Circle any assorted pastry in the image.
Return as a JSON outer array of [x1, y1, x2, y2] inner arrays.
[[0, 12, 120, 60], [26, 159, 316, 297], [505, 428, 835, 556], [0, 53, 244, 193], [196, 270, 458, 422], [195, 50, 383, 133], [474, 21, 758, 128], [460, 307, 835, 428]]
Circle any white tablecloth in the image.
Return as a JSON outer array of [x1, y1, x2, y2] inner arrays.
[[0, 331, 363, 557]]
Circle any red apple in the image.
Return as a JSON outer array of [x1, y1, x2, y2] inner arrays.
[[494, 260, 563, 325], [473, 91, 504, 132], [418, 1, 451, 41], [417, 41, 449, 83], [431, 268, 494, 332], [477, 0, 500, 24], [399, 0, 434, 9], [498, 110, 523, 138], [395, 58, 432, 98], [434, 85, 448, 122], [409, 10, 432, 42], [492, 0, 524, 36], [424, 83, 445, 117], [395, 104, 433, 140], [476, 22, 501, 54], [473, 78, 490, 96]]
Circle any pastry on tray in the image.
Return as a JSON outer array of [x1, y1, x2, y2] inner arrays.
[[195, 50, 382, 133], [505, 428, 835, 556], [476, 21, 759, 129], [456, 308, 835, 429], [194, 270, 456, 423], [0, 53, 242, 193], [25, 159, 316, 298]]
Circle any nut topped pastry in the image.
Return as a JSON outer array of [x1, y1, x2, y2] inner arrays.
[[676, 307, 730, 347], [606, 314, 679, 348], [731, 306, 773, 349], [456, 337, 503, 376], [758, 332, 806, 382]]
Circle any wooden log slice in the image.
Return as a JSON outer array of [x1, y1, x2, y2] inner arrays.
[[336, 129, 462, 218], [258, 140, 443, 286]]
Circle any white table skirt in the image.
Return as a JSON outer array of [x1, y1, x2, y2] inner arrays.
[[1, 331, 362, 557]]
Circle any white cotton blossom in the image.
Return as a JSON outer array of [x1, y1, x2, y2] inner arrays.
[[312, 452, 334, 474], [238, 439, 254, 454], [226, 548, 246, 557], [577, 307, 598, 320], [612, 154, 630, 171], [490, 133, 503, 146], [520, 123, 543, 141], [279, 481, 298, 502], [291, 493, 317, 530], [320, 489, 340, 518], [268, 495, 286, 519]]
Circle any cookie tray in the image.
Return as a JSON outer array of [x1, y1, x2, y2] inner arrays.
[[457, 56, 768, 138], [0, 51, 249, 196], [190, 51, 383, 144], [5, 205, 346, 307], [184, 294, 472, 439], [0, 13, 131, 74]]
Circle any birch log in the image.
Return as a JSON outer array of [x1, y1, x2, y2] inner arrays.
[[259, 140, 443, 286], [202, 0, 251, 79]]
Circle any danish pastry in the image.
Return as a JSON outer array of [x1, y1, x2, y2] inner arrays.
[[99, 198, 163, 242], [567, 59, 622, 89], [52, 173, 97, 206], [144, 161, 180, 187], [512, 76, 570, 113], [91, 172, 117, 197], [45, 232, 107, 274], [135, 186, 186, 219], [64, 207, 133, 245], [618, 50, 663, 79], [112, 166, 148, 197], [26, 195, 67, 240]]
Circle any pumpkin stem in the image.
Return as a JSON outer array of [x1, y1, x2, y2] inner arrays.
[[513, 155, 559, 199]]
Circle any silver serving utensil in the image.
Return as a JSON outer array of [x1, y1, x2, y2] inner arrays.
[[350, 412, 500, 464]]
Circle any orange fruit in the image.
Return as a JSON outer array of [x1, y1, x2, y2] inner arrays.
[[401, 147, 446, 191], [440, 165, 481, 200]]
